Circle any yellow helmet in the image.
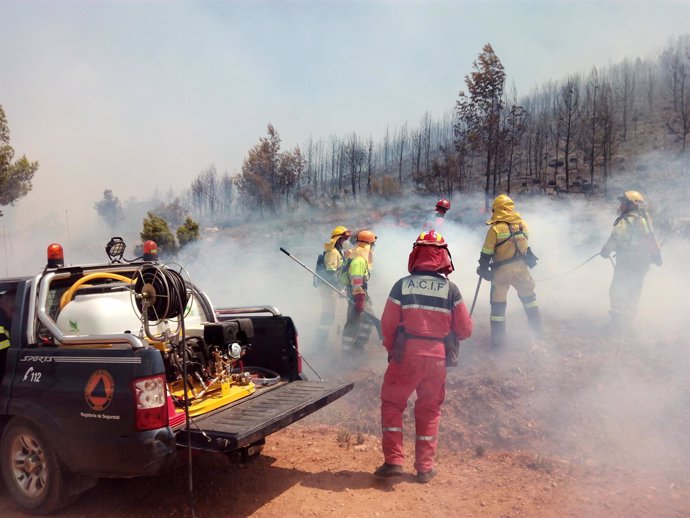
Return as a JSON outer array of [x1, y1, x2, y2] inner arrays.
[[492, 194, 514, 212], [357, 230, 377, 244], [331, 226, 351, 239], [618, 190, 644, 205]]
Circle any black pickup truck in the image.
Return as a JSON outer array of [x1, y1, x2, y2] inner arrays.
[[0, 239, 353, 514]]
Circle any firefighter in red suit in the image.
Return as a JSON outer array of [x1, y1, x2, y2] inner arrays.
[[374, 230, 473, 483]]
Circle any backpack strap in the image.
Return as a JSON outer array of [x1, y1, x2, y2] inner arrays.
[[494, 222, 525, 250], [492, 223, 527, 268]]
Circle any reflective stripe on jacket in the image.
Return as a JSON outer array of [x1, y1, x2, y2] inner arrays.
[[348, 255, 369, 295], [381, 273, 472, 359], [341, 243, 372, 295], [0, 325, 9, 351]]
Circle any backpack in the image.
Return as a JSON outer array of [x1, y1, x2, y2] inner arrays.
[[627, 213, 662, 266], [313, 252, 326, 288], [315, 252, 326, 274]]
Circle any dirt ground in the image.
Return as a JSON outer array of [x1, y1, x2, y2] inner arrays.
[[1, 316, 689, 518]]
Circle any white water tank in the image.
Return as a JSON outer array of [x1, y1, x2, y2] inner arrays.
[[56, 290, 142, 336]]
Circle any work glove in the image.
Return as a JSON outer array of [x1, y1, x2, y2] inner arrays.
[[476, 265, 493, 281], [477, 252, 493, 281], [353, 292, 366, 313]]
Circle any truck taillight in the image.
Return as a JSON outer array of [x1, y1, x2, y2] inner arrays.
[[132, 374, 168, 431]]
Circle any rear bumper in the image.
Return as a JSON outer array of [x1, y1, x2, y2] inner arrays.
[[59, 427, 179, 478], [58, 380, 353, 474]]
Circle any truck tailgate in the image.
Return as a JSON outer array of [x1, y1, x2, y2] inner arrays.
[[175, 381, 354, 452]]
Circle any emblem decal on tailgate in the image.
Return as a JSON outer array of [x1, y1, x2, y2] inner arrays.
[[85, 369, 115, 411]]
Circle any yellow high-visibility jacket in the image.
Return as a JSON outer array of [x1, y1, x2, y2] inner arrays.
[[602, 209, 662, 268], [340, 244, 372, 295], [481, 197, 529, 266], [323, 241, 344, 274]]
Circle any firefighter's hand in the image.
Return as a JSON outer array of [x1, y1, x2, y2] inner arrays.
[[600, 248, 610, 259], [353, 292, 366, 313], [476, 266, 493, 281]]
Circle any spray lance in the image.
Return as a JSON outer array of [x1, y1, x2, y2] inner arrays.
[[469, 276, 482, 317], [469, 251, 603, 317], [279, 247, 383, 339]]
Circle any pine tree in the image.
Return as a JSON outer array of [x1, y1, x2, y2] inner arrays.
[[0, 105, 39, 216], [454, 44, 506, 208], [176, 217, 200, 248], [141, 212, 178, 257], [238, 124, 281, 214], [94, 189, 124, 227]]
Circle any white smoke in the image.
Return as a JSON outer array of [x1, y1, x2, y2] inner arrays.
[[2, 165, 688, 474]]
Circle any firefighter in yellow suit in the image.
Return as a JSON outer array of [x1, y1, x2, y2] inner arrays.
[[476, 195, 541, 349], [600, 191, 662, 332], [314, 226, 351, 346], [341, 230, 376, 353]]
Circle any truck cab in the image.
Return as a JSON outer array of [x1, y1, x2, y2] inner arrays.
[[0, 239, 353, 514]]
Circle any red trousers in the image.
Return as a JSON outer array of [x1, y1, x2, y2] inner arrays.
[[380, 354, 446, 472]]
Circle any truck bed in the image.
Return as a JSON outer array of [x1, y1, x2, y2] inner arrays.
[[175, 380, 354, 452]]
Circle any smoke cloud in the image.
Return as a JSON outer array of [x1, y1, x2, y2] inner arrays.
[[1, 157, 688, 477]]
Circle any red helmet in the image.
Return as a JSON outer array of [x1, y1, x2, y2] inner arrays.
[[415, 229, 447, 247], [409, 230, 453, 275], [436, 199, 450, 211]]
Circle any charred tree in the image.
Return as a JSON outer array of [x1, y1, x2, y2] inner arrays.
[[455, 43, 506, 209]]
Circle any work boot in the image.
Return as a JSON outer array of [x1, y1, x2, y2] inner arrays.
[[524, 306, 543, 338], [490, 302, 507, 349], [373, 463, 404, 478], [490, 320, 506, 349], [415, 468, 437, 484], [605, 314, 624, 338]]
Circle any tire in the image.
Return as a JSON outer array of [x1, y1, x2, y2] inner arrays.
[[0, 418, 74, 515]]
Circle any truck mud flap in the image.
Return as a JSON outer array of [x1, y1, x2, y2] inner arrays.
[[175, 381, 354, 453]]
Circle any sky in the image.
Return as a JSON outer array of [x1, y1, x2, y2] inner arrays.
[[1, 0, 689, 229]]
